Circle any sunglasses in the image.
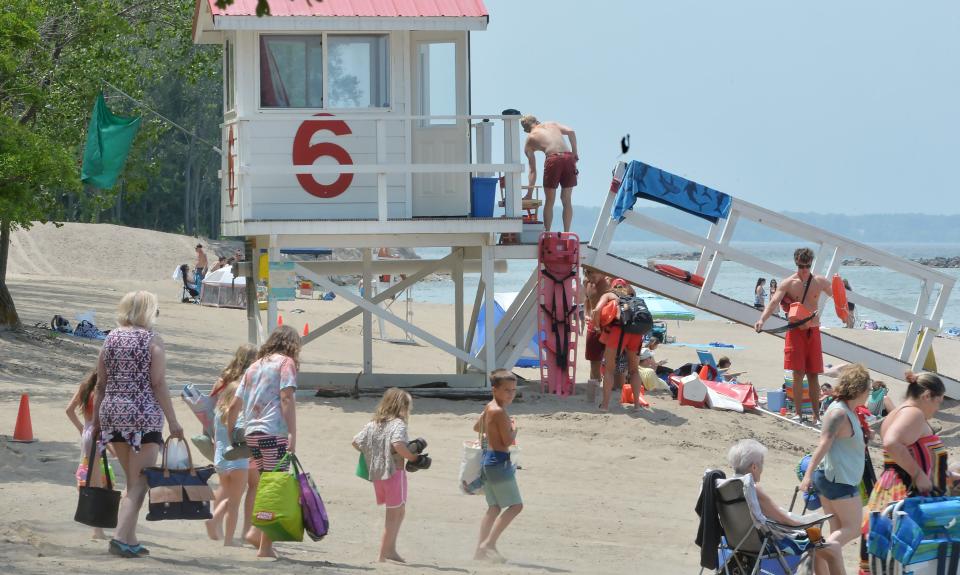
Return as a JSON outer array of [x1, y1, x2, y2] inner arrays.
[[797, 264, 812, 269]]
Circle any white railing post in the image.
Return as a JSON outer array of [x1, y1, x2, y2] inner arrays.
[[474, 120, 493, 177], [481, 244, 496, 378], [376, 119, 387, 222], [267, 234, 279, 333], [362, 248, 373, 374], [590, 161, 626, 251], [818, 245, 843, 317], [912, 281, 948, 371], [503, 116, 521, 219], [695, 221, 722, 277], [698, 210, 739, 308], [900, 279, 932, 362]]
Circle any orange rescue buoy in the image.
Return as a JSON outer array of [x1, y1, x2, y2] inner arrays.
[[832, 274, 849, 323], [654, 264, 705, 287]]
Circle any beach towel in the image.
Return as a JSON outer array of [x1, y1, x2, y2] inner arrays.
[[613, 160, 732, 223]]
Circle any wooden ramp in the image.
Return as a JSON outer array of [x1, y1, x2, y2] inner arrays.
[[582, 161, 959, 397]]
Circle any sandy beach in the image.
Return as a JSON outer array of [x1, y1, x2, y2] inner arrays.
[[1, 223, 958, 574]]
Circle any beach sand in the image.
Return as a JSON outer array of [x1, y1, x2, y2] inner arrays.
[[1, 223, 958, 574]]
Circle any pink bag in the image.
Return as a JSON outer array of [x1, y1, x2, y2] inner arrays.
[[291, 454, 329, 541]]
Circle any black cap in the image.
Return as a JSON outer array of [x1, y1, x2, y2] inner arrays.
[[502, 108, 521, 116]]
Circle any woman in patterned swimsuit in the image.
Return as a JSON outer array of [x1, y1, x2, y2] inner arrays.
[[860, 371, 952, 574], [92, 291, 183, 558]]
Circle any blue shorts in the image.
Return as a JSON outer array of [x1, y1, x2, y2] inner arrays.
[[812, 469, 858, 500], [481, 451, 522, 509]]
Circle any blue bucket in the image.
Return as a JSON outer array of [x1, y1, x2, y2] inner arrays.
[[470, 177, 498, 218]]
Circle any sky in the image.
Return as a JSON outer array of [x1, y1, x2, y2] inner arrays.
[[469, 1, 960, 214]]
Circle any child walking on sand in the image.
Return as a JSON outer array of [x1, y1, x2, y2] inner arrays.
[[227, 326, 300, 558], [353, 388, 427, 563], [206, 344, 258, 546], [474, 369, 523, 563], [65, 370, 113, 540]]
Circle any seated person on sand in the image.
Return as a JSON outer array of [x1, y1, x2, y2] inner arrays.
[[637, 349, 669, 394], [868, 380, 896, 417], [179, 264, 200, 299], [727, 439, 844, 575], [818, 383, 837, 417]]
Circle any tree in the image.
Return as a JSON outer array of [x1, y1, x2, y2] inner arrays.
[[215, 0, 273, 17], [0, 0, 216, 329]]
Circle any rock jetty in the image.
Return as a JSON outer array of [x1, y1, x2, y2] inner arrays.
[[843, 256, 959, 268]]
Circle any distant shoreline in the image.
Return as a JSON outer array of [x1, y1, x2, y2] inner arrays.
[[649, 251, 960, 268]]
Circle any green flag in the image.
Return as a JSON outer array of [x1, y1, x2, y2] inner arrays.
[[81, 92, 141, 189]]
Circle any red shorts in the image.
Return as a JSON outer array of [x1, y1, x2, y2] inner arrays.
[[373, 469, 407, 508], [543, 152, 578, 189], [784, 327, 824, 374], [600, 325, 643, 354], [585, 330, 605, 361]]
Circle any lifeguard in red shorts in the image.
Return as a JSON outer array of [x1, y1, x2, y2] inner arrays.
[[755, 247, 835, 424], [582, 267, 611, 392], [521, 115, 578, 232]]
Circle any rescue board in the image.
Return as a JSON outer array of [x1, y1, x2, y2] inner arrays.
[[537, 232, 581, 396]]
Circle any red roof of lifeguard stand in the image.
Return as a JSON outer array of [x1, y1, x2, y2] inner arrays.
[[207, 0, 488, 18]]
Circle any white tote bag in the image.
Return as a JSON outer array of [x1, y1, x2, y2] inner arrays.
[[459, 439, 484, 494]]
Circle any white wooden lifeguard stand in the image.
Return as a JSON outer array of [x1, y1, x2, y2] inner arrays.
[[193, 0, 525, 388]]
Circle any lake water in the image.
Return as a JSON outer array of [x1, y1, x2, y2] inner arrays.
[[409, 241, 960, 330]]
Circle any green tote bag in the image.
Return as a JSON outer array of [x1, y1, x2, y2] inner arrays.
[[252, 454, 303, 541]]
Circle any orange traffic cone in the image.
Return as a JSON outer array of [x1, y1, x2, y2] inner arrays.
[[302, 323, 310, 337], [278, 313, 283, 326], [12, 393, 36, 443]]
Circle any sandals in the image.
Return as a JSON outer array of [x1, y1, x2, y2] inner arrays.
[[108, 539, 148, 558]]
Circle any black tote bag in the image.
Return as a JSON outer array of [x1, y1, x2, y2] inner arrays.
[[74, 434, 121, 528], [144, 438, 215, 521]]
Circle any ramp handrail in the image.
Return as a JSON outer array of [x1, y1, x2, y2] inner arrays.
[[587, 161, 956, 395]]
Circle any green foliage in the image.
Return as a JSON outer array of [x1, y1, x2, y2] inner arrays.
[[0, 0, 223, 327], [215, 0, 272, 17]]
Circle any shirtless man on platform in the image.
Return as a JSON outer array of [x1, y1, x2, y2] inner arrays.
[[521, 115, 578, 232], [754, 247, 833, 424], [582, 267, 610, 399]]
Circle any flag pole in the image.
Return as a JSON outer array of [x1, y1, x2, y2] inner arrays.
[[101, 80, 222, 155]]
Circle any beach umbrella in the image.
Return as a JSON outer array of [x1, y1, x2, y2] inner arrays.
[[641, 295, 695, 321]]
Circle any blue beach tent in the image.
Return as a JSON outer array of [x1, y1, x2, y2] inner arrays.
[[471, 292, 540, 368]]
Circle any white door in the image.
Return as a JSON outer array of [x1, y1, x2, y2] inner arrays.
[[411, 32, 469, 217]]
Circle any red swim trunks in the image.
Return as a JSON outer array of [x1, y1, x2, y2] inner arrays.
[[585, 329, 604, 361], [543, 152, 578, 189], [600, 325, 643, 354], [784, 327, 824, 374]]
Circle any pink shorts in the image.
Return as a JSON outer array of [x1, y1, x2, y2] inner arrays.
[[373, 469, 407, 508]]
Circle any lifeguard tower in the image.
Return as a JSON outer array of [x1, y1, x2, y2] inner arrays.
[[193, 0, 959, 397], [192, 0, 529, 388]]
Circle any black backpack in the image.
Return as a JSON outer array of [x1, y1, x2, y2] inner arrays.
[[51, 315, 72, 334], [617, 296, 653, 335]]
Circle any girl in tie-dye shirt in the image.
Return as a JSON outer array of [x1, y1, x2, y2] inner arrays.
[[227, 325, 300, 559]]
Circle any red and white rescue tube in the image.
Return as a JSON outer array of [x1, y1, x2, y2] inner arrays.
[[654, 264, 705, 287]]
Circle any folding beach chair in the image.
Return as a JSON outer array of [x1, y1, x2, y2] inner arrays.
[[867, 496, 960, 575], [698, 350, 718, 370], [710, 474, 832, 575], [174, 264, 200, 304]]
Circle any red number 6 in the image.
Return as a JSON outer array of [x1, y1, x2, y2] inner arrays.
[[292, 113, 354, 198]]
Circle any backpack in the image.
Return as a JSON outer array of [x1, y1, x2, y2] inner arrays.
[[617, 296, 653, 335], [51, 315, 72, 334]]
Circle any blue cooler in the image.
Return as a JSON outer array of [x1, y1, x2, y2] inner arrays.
[[766, 390, 786, 412], [470, 177, 498, 217]]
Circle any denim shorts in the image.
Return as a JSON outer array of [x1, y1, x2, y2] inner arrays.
[[812, 468, 858, 500]]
